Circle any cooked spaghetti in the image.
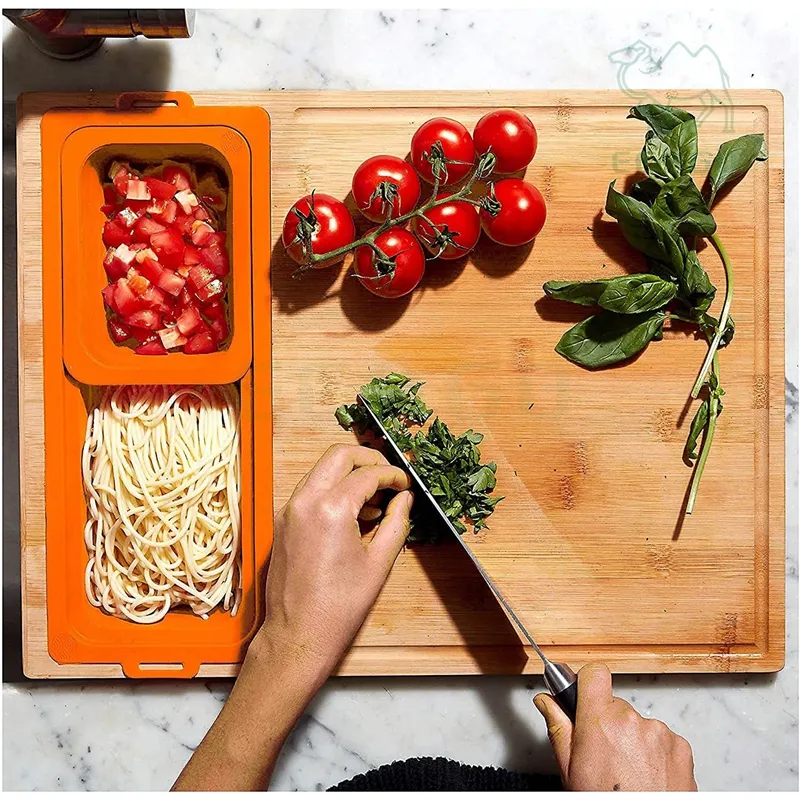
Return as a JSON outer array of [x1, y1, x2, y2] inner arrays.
[[82, 384, 241, 623]]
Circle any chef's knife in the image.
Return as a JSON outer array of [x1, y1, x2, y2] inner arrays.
[[356, 394, 578, 721]]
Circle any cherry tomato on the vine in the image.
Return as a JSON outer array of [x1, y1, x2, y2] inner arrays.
[[414, 193, 481, 260], [282, 193, 356, 267], [480, 179, 546, 246], [352, 155, 422, 223], [473, 109, 538, 174], [410, 117, 476, 186], [354, 227, 425, 298]]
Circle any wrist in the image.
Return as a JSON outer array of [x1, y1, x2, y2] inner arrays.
[[246, 622, 336, 693]]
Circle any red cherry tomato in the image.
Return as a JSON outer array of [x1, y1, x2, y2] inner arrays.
[[414, 193, 481, 260], [410, 118, 475, 185], [282, 193, 356, 267], [354, 227, 425, 298], [480, 179, 547, 246], [351, 155, 422, 223], [473, 109, 538, 174]]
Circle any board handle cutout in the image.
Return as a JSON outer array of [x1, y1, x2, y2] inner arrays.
[[115, 92, 193, 111], [124, 660, 199, 679]]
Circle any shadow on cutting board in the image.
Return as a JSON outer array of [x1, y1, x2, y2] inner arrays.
[[411, 538, 558, 773]]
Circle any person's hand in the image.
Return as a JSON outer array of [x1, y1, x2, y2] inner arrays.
[[258, 444, 413, 678], [534, 663, 696, 791]]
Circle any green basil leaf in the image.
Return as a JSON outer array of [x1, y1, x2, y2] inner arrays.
[[682, 250, 716, 311], [628, 104, 695, 138], [698, 312, 735, 347], [555, 310, 667, 368], [684, 399, 709, 461], [641, 131, 678, 186], [543, 279, 610, 306], [605, 182, 687, 275], [598, 274, 677, 314], [662, 119, 698, 176], [653, 175, 717, 237], [708, 133, 768, 206], [631, 178, 661, 205], [467, 465, 497, 492]]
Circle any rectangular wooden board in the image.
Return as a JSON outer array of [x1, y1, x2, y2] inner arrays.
[[17, 90, 785, 677]]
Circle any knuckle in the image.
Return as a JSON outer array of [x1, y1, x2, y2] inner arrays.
[[326, 442, 349, 459], [317, 498, 345, 525]]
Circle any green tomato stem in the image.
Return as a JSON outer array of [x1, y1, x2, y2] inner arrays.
[[690, 232, 733, 397], [686, 352, 720, 515], [291, 156, 493, 279]]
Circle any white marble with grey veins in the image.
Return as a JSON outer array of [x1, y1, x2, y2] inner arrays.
[[2, 8, 797, 792]]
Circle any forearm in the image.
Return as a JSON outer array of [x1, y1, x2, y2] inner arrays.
[[172, 629, 330, 792]]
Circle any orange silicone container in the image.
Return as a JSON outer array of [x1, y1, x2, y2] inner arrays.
[[44, 372, 266, 678], [40, 93, 274, 677], [41, 92, 267, 385]]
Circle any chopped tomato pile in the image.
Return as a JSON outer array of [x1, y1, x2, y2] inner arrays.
[[100, 161, 230, 355]]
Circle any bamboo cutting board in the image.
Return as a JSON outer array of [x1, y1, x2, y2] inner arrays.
[[17, 90, 784, 677]]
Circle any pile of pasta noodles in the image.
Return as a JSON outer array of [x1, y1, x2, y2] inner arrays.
[[82, 384, 241, 624]]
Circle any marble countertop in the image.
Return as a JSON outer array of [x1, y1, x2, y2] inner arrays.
[[3, 8, 797, 792]]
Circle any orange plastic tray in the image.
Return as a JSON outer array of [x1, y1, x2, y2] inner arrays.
[[42, 92, 265, 385], [40, 93, 273, 677], [44, 373, 263, 678]]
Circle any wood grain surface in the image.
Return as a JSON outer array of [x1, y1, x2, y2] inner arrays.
[[17, 90, 785, 678]]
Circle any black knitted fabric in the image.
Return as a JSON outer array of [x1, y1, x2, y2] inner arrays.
[[329, 757, 562, 792]]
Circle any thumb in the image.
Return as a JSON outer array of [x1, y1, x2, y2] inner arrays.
[[369, 490, 414, 567], [534, 693, 573, 778]]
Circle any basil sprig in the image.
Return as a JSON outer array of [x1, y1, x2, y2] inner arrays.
[[543, 104, 767, 515], [336, 374, 503, 541]]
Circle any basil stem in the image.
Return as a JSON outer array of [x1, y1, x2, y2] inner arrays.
[[686, 353, 721, 514], [690, 233, 733, 397]]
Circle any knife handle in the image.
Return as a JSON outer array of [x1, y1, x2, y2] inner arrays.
[[544, 661, 578, 723], [553, 679, 578, 722]]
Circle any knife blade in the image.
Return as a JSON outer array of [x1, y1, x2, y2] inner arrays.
[[356, 393, 578, 720]]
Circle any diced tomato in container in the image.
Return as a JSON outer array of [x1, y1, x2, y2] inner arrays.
[[186, 264, 215, 294], [138, 284, 169, 312], [107, 318, 131, 343], [103, 219, 131, 248], [126, 178, 151, 201], [158, 326, 188, 350], [183, 244, 202, 265], [191, 220, 214, 246], [145, 176, 178, 200], [111, 162, 132, 196], [101, 184, 120, 215], [127, 270, 150, 296], [137, 256, 162, 284], [156, 268, 186, 297], [202, 299, 226, 321], [199, 244, 229, 277], [124, 309, 162, 330], [148, 198, 178, 225], [173, 212, 195, 237], [134, 216, 167, 243], [196, 278, 225, 304], [208, 315, 229, 344], [101, 283, 118, 312], [162, 165, 192, 192], [150, 228, 185, 267], [205, 231, 226, 248], [103, 247, 129, 281], [175, 189, 199, 214], [176, 305, 203, 337], [135, 335, 169, 355], [114, 278, 141, 315], [183, 331, 217, 354], [100, 160, 229, 354]]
